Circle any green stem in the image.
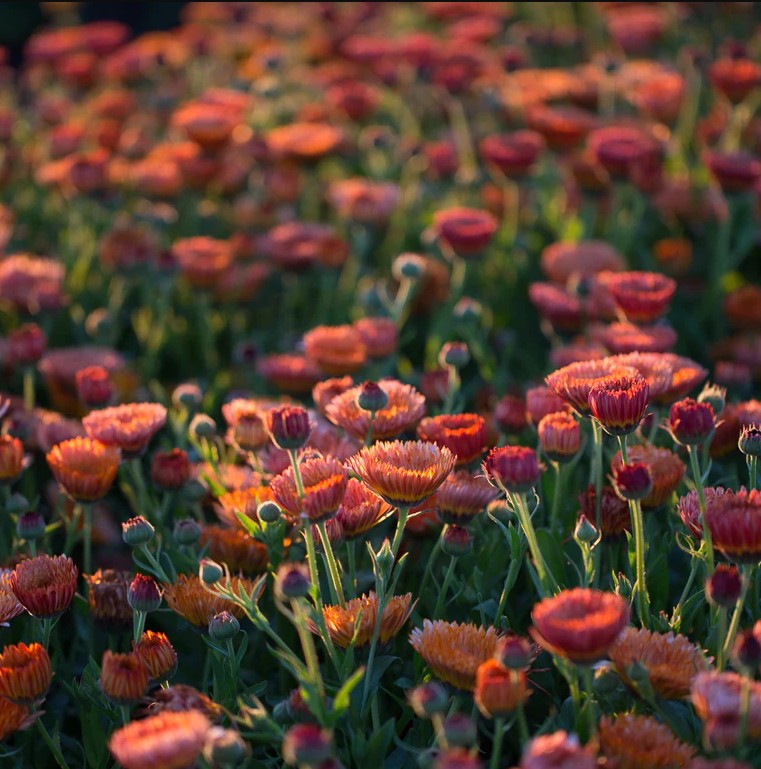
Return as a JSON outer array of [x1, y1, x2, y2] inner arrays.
[[748, 455, 758, 491], [723, 571, 752, 662], [417, 536, 441, 601], [40, 617, 54, 651], [516, 706, 530, 746], [494, 559, 521, 628], [591, 420, 604, 589], [36, 715, 71, 769], [120, 705, 130, 725], [432, 556, 457, 619], [347, 540, 357, 598], [550, 462, 564, 533], [225, 638, 238, 700], [688, 445, 713, 575], [514, 492, 556, 596], [581, 666, 597, 743], [390, 507, 409, 559], [365, 412, 376, 447], [133, 610, 146, 647], [717, 607, 728, 671], [490, 718, 505, 769], [23, 367, 35, 411], [318, 521, 345, 607]]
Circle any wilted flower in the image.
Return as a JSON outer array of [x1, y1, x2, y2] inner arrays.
[[85, 569, 132, 629]]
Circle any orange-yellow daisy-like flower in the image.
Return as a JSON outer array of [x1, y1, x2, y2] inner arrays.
[[545, 359, 639, 416], [320, 592, 413, 649], [0, 570, 23, 625], [609, 352, 674, 400], [303, 324, 367, 376], [692, 671, 761, 749], [599, 714, 695, 769], [0, 435, 24, 482], [0, 696, 33, 741], [335, 478, 393, 539], [409, 619, 501, 691], [46, 437, 120, 502], [474, 659, 531, 718], [537, 412, 581, 462], [417, 413, 488, 465], [83, 402, 167, 457], [530, 588, 629, 664], [609, 627, 709, 699], [214, 486, 273, 529], [133, 631, 177, 682], [270, 454, 348, 524], [199, 525, 269, 574], [326, 380, 426, 442], [347, 440, 456, 508], [100, 650, 150, 705], [432, 471, 498, 525], [108, 709, 211, 769], [611, 444, 685, 510], [11, 554, 78, 619], [163, 574, 250, 627], [0, 642, 52, 705]]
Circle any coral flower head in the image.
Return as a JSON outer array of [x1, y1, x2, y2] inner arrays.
[[163, 574, 251, 627], [520, 731, 596, 769], [47, 436, 120, 502], [417, 413, 488, 465], [611, 445, 685, 510], [482, 445, 542, 494], [601, 270, 676, 324], [704, 488, 761, 563], [588, 374, 649, 435], [83, 402, 167, 457], [0, 570, 23, 625], [0, 642, 52, 705], [335, 478, 393, 539], [320, 592, 413, 649], [599, 714, 695, 769], [11, 554, 78, 619], [545, 359, 639, 416], [433, 470, 499, 524]]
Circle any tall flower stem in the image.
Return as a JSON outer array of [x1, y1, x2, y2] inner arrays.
[[723, 568, 752, 663], [432, 556, 457, 619], [79, 503, 93, 578], [618, 436, 650, 629], [590, 420, 604, 588], [317, 521, 345, 608], [347, 540, 358, 597], [581, 666, 597, 743], [513, 492, 556, 596], [390, 507, 409, 559], [23, 367, 35, 411], [550, 462, 564, 533], [490, 718, 506, 769], [747, 455, 758, 491], [133, 609, 147, 647], [687, 444, 713, 575], [716, 607, 729, 671]]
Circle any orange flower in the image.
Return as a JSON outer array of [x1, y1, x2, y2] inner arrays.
[[141, 684, 222, 722], [83, 402, 167, 456], [611, 445, 685, 509], [704, 488, 761, 562], [653, 238, 692, 277], [520, 731, 596, 769], [526, 104, 594, 152], [432, 207, 498, 258], [257, 354, 322, 394], [335, 478, 393, 539], [545, 359, 638, 416], [11, 554, 78, 619], [540, 240, 623, 285], [595, 322, 677, 355], [100, 650, 149, 705], [46, 437, 120, 502], [0, 570, 23, 625], [588, 375, 649, 436], [474, 659, 530, 718], [0, 696, 32, 741], [710, 57, 761, 104], [526, 386, 571, 427], [599, 714, 695, 769], [537, 412, 581, 462], [692, 671, 761, 749], [303, 324, 367, 376], [409, 620, 501, 690], [530, 588, 629, 664], [199, 525, 269, 574], [172, 101, 238, 150], [0, 643, 52, 704], [725, 285, 761, 331], [417, 413, 488, 465], [346, 440, 456, 508], [109, 709, 211, 769], [609, 627, 709, 699], [0, 435, 24, 481], [266, 122, 343, 163], [214, 486, 272, 529], [432, 470, 498, 524], [263, 221, 348, 272], [610, 352, 679, 402], [353, 317, 398, 359], [171, 236, 233, 289], [270, 454, 348, 524], [601, 270, 676, 324], [320, 592, 413, 649], [313, 376, 355, 415], [85, 569, 132, 629], [133, 631, 177, 681], [163, 574, 250, 627], [326, 380, 426, 441]]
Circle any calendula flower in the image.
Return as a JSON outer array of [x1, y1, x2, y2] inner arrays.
[[433, 471, 498, 525], [270, 454, 348, 524], [479, 130, 544, 177], [611, 445, 685, 509], [432, 207, 497, 258], [540, 240, 623, 284], [46, 437, 120, 502], [474, 659, 530, 718], [417, 413, 488, 465], [354, 317, 398, 359], [529, 283, 582, 334], [335, 478, 393, 539], [313, 376, 355, 414], [537, 412, 581, 462], [0, 570, 23, 625], [410, 620, 501, 690], [150, 449, 191, 491], [520, 731, 596, 769], [595, 322, 678, 355], [546, 359, 639, 416], [163, 574, 251, 627], [83, 402, 167, 456], [320, 592, 413, 649], [266, 121, 343, 162], [709, 56, 761, 103], [600, 271, 676, 324], [303, 324, 367, 376], [530, 588, 629, 664], [668, 399, 716, 445], [526, 386, 571, 427], [599, 714, 695, 769], [0, 436, 25, 482], [609, 627, 709, 699], [704, 488, 761, 562], [609, 352, 674, 401], [657, 354, 709, 405], [133, 631, 177, 681], [692, 671, 761, 749], [482, 445, 542, 493], [257, 354, 322, 394], [0, 697, 32, 741], [579, 484, 631, 538], [100, 650, 150, 705], [11, 554, 78, 619], [85, 569, 132, 630], [141, 684, 222, 722], [109, 709, 211, 769], [347, 440, 455, 508], [326, 380, 426, 442], [0, 643, 52, 705], [214, 486, 272, 529], [588, 375, 649, 436], [198, 525, 269, 574]]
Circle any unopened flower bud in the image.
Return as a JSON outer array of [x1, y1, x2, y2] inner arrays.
[[258, 500, 282, 523], [275, 563, 311, 601], [357, 381, 389, 413], [266, 406, 311, 450], [574, 514, 598, 544], [732, 628, 761, 671], [440, 524, 473, 557], [612, 462, 653, 502], [698, 383, 726, 417], [282, 724, 332, 767], [706, 564, 744, 608], [128, 574, 162, 613], [199, 557, 224, 586], [408, 681, 449, 718], [17, 510, 45, 541], [393, 253, 425, 281], [6, 492, 29, 516], [439, 714, 476, 747], [122, 516, 155, 547], [204, 727, 250, 766], [439, 342, 470, 370], [172, 383, 203, 412], [208, 610, 240, 641], [189, 413, 217, 440], [173, 518, 201, 545], [739, 426, 761, 457]]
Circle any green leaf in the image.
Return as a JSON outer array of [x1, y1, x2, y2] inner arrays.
[[236, 511, 263, 539], [536, 528, 566, 587], [331, 666, 365, 719]]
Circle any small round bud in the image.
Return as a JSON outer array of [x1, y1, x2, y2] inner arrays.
[[706, 564, 744, 608], [440, 524, 473, 557], [209, 610, 240, 641], [6, 493, 30, 516], [189, 413, 217, 440], [122, 516, 155, 547], [172, 383, 203, 412], [17, 510, 45, 541], [453, 297, 483, 323], [374, 539, 395, 578], [282, 724, 332, 767], [698, 383, 726, 417], [275, 563, 311, 601], [593, 666, 622, 696], [258, 500, 282, 523], [273, 700, 291, 724], [439, 713, 476, 748], [574, 514, 599, 544], [150, 448, 191, 491], [732, 628, 761, 671], [199, 557, 224, 586], [612, 462, 653, 502], [75, 365, 113, 408], [668, 398, 716, 446], [204, 727, 250, 766], [438, 342, 470, 370], [128, 574, 162, 613], [173, 518, 201, 545], [392, 253, 425, 281], [482, 445, 542, 494], [407, 681, 449, 718], [266, 406, 312, 450], [739, 425, 761, 457], [357, 381, 389, 413], [494, 635, 533, 670]]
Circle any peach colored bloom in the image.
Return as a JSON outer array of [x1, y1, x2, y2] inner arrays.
[[599, 714, 695, 769], [0, 642, 51, 704], [11, 555, 78, 619], [320, 592, 413, 648], [47, 437, 120, 501], [83, 402, 166, 456]]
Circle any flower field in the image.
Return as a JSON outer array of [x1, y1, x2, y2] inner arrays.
[[2, 2, 761, 768]]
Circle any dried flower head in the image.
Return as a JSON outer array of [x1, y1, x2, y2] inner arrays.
[[85, 569, 132, 629]]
